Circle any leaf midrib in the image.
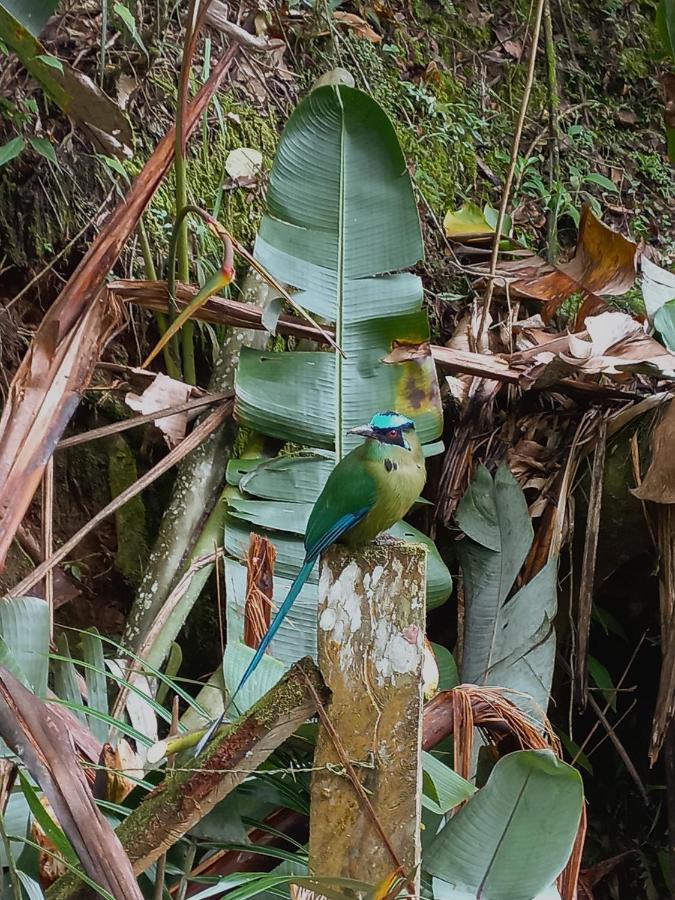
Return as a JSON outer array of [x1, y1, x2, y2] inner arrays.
[[335, 85, 346, 462]]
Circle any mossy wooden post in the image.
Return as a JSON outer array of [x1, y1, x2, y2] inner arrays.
[[309, 542, 426, 891]]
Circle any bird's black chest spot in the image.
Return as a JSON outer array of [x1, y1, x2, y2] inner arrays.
[[384, 458, 398, 473]]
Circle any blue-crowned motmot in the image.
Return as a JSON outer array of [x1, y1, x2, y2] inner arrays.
[[196, 411, 425, 753]]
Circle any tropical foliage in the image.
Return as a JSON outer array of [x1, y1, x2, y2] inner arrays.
[[1, 0, 674, 892], [224, 84, 451, 676]]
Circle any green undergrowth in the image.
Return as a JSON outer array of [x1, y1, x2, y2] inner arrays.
[[131, 86, 279, 276], [107, 434, 149, 585]]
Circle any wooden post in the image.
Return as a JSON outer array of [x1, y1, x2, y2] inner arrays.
[[309, 542, 426, 891]]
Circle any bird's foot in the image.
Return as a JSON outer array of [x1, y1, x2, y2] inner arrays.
[[373, 534, 406, 546]]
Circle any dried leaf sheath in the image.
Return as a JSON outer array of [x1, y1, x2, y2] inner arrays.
[[0, 43, 238, 568], [0, 666, 142, 900]]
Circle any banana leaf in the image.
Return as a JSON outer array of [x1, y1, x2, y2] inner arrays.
[[456, 465, 557, 721], [425, 750, 582, 900], [227, 85, 451, 670]]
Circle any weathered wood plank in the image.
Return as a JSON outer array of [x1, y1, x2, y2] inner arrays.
[[309, 542, 426, 890]]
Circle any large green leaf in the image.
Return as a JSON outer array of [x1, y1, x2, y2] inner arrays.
[[239, 82, 443, 453], [229, 452, 334, 501], [228, 84, 449, 686], [456, 466, 557, 720], [0, 596, 49, 697], [225, 505, 450, 611], [422, 751, 476, 815], [424, 750, 583, 900], [1, 0, 57, 37]]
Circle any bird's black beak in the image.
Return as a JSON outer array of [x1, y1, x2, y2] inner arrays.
[[349, 424, 375, 439]]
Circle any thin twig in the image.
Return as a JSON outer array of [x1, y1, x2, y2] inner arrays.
[[586, 692, 647, 803], [476, 0, 547, 345], [575, 417, 607, 709], [56, 391, 231, 450], [41, 458, 54, 638], [543, 0, 561, 261], [5, 403, 232, 600]]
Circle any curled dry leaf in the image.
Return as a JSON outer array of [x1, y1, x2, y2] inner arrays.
[[382, 340, 433, 363], [332, 11, 382, 42], [497, 207, 637, 319], [559, 312, 675, 375], [632, 397, 675, 503], [125, 372, 198, 447], [510, 311, 675, 383], [32, 795, 68, 885], [103, 739, 144, 804], [449, 205, 638, 321]]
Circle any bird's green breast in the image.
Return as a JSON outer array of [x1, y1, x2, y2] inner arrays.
[[342, 439, 426, 546]]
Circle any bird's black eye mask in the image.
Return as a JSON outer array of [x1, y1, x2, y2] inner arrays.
[[372, 425, 413, 450]]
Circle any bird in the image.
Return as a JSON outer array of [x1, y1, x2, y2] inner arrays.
[[195, 411, 426, 754]]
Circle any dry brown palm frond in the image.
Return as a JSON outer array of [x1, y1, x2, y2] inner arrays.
[[244, 534, 276, 649], [0, 43, 239, 569], [0, 666, 142, 900]]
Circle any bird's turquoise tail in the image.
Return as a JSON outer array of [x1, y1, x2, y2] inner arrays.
[[194, 557, 316, 756], [231, 557, 316, 704]]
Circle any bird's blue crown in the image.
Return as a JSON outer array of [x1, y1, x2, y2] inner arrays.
[[369, 411, 415, 431]]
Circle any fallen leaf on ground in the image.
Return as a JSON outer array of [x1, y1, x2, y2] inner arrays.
[[126, 372, 198, 447], [333, 11, 381, 41], [467, 206, 638, 320], [225, 147, 263, 181], [501, 38, 522, 58], [443, 201, 512, 240], [510, 310, 675, 381]]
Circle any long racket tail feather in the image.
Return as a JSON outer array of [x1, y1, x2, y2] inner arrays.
[[194, 557, 316, 756]]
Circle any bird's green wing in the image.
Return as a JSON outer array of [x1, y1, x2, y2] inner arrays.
[[304, 451, 377, 560]]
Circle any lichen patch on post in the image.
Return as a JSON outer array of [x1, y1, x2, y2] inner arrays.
[[373, 622, 422, 687], [319, 560, 363, 645]]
